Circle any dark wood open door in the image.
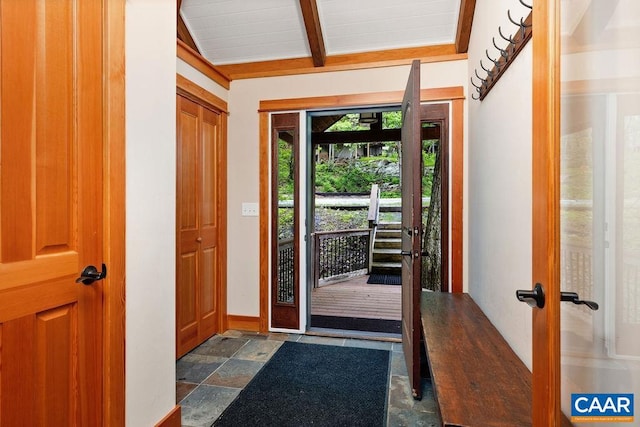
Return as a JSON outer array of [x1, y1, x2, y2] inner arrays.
[[401, 60, 423, 399]]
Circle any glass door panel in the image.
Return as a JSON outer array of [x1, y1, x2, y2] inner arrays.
[[560, 0, 640, 422]]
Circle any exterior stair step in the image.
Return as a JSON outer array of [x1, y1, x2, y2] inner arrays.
[[374, 238, 402, 249], [375, 229, 401, 239], [377, 221, 402, 230], [372, 248, 402, 263]]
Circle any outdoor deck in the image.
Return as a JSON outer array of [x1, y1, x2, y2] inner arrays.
[[310, 274, 401, 321]]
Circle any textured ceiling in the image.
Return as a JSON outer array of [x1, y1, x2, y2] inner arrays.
[[180, 0, 462, 66]]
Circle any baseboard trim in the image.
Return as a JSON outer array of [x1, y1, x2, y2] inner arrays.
[[154, 405, 181, 427], [227, 315, 261, 332]]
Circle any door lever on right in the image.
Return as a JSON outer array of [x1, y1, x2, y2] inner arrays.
[[560, 292, 599, 311]]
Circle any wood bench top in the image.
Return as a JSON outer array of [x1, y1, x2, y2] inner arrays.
[[420, 291, 532, 427]]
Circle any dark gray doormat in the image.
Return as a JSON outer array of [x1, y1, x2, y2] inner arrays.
[[311, 315, 401, 334], [213, 341, 390, 426], [367, 274, 401, 285]]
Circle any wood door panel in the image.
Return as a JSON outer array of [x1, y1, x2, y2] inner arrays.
[[177, 93, 223, 357], [201, 247, 217, 315], [0, 0, 104, 423], [202, 109, 219, 228], [35, 305, 76, 426], [401, 60, 422, 400], [178, 107, 199, 231], [2, 303, 79, 426], [178, 253, 198, 327]]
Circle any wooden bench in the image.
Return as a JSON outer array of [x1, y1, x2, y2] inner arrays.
[[420, 291, 532, 426]]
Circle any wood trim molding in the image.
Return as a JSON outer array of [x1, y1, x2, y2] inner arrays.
[[532, 0, 562, 424], [259, 112, 270, 333], [217, 45, 466, 80], [176, 74, 228, 113], [104, 0, 126, 425], [259, 87, 466, 328], [259, 87, 465, 112], [227, 315, 261, 332], [154, 406, 181, 427], [451, 99, 464, 293], [455, 0, 476, 53], [177, 39, 231, 90]]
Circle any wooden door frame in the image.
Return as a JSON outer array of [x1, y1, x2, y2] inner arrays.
[[176, 74, 229, 335], [532, 0, 562, 425], [103, 1, 126, 425], [258, 87, 465, 332]]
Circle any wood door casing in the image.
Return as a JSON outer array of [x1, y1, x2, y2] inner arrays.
[[176, 94, 224, 358], [401, 60, 423, 400], [0, 0, 104, 424]]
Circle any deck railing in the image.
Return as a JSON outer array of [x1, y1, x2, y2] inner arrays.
[[561, 243, 640, 323], [313, 229, 371, 287]]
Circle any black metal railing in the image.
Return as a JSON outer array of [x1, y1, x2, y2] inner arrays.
[[561, 244, 640, 323], [313, 229, 371, 287], [277, 238, 295, 303]]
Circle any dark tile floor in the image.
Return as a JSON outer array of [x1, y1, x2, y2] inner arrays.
[[177, 330, 441, 427]]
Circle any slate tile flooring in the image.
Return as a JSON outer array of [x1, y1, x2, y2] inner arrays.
[[177, 330, 441, 427]]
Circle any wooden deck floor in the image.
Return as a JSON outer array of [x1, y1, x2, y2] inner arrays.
[[310, 274, 401, 321]]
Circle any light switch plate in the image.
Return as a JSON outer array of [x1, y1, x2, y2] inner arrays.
[[241, 202, 259, 217]]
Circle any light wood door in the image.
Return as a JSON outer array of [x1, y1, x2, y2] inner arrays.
[[0, 0, 104, 425], [177, 95, 223, 358], [401, 60, 423, 400]]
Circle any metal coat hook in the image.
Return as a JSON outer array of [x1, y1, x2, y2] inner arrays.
[[519, 0, 532, 9], [480, 59, 492, 75], [470, 76, 483, 91], [508, 9, 531, 28], [498, 26, 515, 45], [486, 49, 501, 68], [508, 9, 530, 38], [474, 69, 487, 84], [493, 37, 509, 58]]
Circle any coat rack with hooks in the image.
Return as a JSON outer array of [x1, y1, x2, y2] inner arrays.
[[471, 0, 533, 101]]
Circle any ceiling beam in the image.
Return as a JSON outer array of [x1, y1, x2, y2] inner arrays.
[[217, 44, 465, 80], [455, 0, 476, 53], [177, 0, 199, 53], [299, 0, 326, 67], [311, 127, 440, 145]]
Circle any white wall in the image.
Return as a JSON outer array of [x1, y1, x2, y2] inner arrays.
[[467, 0, 533, 367], [125, 1, 177, 425], [177, 58, 229, 102], [226, 61, 469, 316]]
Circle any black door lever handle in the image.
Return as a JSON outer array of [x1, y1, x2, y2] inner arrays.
[[516, 283, 545, 308], [560, 291, 599, 310], [76, 263, 107, 285]]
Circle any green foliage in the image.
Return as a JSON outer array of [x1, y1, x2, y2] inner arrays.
[[277, 139, 294, 198], [315, 158, 398, 194]]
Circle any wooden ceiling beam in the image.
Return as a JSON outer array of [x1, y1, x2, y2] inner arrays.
[[311, 127, 440, 144], [455, 0, 476, 53], [217, 44, 465, 80], [177, 0, 199, 53], [299, 0, 326, 67]]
